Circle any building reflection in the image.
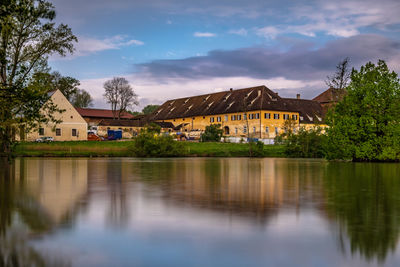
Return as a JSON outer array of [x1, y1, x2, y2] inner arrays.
[[0, 158, 88, 266]]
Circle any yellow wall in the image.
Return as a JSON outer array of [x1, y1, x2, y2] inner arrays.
[[158, 110, 300, 138], [25, 90, 88, 141]]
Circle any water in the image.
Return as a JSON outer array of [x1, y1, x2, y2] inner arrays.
[[1, 157, 400, 267]]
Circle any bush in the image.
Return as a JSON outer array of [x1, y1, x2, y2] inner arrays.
[[277, 127, 326, 158], [131, 131, 185, 157], [200, 124, 223, 142], [249, 141, 264, 157]]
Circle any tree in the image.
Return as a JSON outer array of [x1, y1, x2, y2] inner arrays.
[[72, 89, 93, 108], [325, 57, 351, 90], [200, 124, 223, 142], [325, 60, 400, 161], [29, 71, 80, 101], [142, 104, 159, 115], [103, 77, 138, 120], [0, 0, 77, 156]]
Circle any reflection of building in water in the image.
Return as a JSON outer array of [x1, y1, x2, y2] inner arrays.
[[13, 158, 88, 224], [105, 158, 326, 221]]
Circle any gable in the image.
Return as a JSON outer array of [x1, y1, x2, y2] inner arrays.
[[45, 90, 87, 124]]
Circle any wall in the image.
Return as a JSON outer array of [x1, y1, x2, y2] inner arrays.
[[159, 110, 300, 138], [25, 90, 88, 141]]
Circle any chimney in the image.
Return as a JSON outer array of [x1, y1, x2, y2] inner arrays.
[[230, 88, 233, 92], [296, 94, 300, 99]]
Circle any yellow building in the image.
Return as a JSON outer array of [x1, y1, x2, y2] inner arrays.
[[150, 85, 325, 141], [20, 89, 88, 141]]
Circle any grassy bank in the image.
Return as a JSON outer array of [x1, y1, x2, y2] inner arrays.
[[13, 141, 285, 157]]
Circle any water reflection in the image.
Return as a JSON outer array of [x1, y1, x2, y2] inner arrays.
[[1, 158, 400, 266], [323, 163, 400, 262]]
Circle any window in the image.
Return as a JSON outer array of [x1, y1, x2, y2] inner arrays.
[[203, 116, 205, 119], [264, 113, 271, 119], [243, 114, 247, 120], [224, 115, 228, 121], [292, 115, 298, 120], [283, 114, 289, 120], [237, 115, 241, 120], [235, 128, 238, 134], [39, 128, 44, 136], [265, 126, 269, 133], [243, 126, 247, 133], [255, 113, 260, 119], [275, 127, 279, 135], [249, 114, 254, 120], [217, 116, 221, 122], [253, 126, 256, 133], [72, 129, 77, 136], [56, 128, 61, 136], [274, 113, 280, 119], [231, 115, 236, 121], [210, 117, 215, 122], [183, 118, 185, 121]]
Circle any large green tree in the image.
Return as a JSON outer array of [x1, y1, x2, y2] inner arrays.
[[0, 0, 76, 156], [325, 60, 400, 161], [29, 71, 80, 101]]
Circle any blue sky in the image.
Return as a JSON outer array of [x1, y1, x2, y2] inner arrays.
[[49, 0, 400, 111]]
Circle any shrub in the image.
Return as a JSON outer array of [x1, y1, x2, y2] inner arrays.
[[131, 131, 185, 157], [249, 141, 264, 157], [277, 127, 326, 158], [200, 124, 223, 142]]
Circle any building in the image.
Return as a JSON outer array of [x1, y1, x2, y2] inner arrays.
[[21, 89, 88, 141], [96, 119, 174, 138], [76, 107, 135, 126], [150, 85, 325, 140], [313, 87, 346, 111]]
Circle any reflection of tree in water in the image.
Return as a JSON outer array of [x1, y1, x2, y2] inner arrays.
[[323, 163, 400, 262], [105, 160, 129, 227]]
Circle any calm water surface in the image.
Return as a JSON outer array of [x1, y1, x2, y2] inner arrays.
[[1, 157, 400, 266]]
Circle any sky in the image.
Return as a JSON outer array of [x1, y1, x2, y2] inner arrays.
[[48, 0, 400, 111]]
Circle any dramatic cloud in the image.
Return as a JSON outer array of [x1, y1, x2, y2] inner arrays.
[[193, 32, 217, 37], [137, 34, 400, 82]]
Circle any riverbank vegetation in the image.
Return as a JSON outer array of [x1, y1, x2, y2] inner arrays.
[[13, 141, 285, 158], [279, 60, 400, 162]]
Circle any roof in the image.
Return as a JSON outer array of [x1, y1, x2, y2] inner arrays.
[[76, 108, 134, 119], [313, 87, 346, 104], [98, 119, 174, 128], [150, 85, 295, 120], [283, 98, 325, 124]]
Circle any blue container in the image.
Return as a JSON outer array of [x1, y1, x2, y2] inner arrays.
[[115, 130, 122, 139], [107, 129, 123, 140]]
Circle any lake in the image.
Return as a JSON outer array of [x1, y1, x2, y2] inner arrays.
[[1, 157, 400, 267]]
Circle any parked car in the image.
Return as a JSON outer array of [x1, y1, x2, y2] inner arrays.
[[88, 132, 103, 141], [35, 136, 54, 142]]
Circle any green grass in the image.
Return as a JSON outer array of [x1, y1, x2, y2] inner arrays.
[[14, 141, 285, 158]]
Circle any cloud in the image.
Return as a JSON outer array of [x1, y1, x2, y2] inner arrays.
[[53, 35, 144, 59], [228, 28, 248, 36], [193, 32, 217, 37], [137, 34, 400, 82], [81, 34, 400, 110]]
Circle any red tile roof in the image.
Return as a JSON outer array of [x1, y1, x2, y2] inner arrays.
[[76, 108, 135, 119], [313, 87, 346, 104]]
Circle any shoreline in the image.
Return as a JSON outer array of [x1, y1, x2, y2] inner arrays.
[[13, 141, 286, 158]]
